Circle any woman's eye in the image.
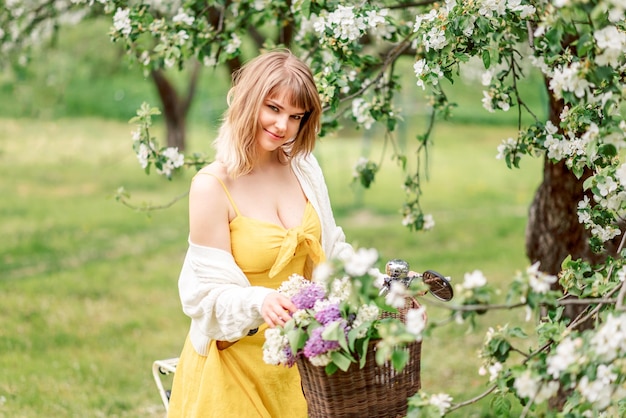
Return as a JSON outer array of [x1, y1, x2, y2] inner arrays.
[[292, 115, 302, 121], [268, 105, 278, 112]]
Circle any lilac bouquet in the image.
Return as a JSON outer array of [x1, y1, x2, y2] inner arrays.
[[263, 247, 427, 374]]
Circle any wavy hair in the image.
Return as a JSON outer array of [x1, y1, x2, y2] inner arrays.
[[213, 49, 322, 177]]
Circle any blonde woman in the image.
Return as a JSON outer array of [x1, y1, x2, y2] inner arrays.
[[167, 50, 352, 417]]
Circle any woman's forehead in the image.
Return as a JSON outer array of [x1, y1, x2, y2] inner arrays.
[[267, 88, 306, 113]]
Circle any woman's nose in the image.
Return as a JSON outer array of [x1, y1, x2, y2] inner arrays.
[[274, 114, 288, 131]]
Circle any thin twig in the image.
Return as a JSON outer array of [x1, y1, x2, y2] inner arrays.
[[116, 191, 190, 212], [447, 384, 497, 412]]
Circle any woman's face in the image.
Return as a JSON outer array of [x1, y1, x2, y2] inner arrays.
[[255, 89, 306, 154]]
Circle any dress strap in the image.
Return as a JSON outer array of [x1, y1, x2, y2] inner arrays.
[[194, 173, 241, 217]]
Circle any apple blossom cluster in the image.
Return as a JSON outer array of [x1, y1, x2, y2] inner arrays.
[[311, 6, 391, 51], [129, 102, 185, 179], [508, 313, 626, 414], [263, 247, 427, 374]]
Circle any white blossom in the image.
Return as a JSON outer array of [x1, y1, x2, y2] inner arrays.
[[385, 281, 409, 308], [526, 262, 557, 294], [308, 352, 332, 367], [113, 8, 132, 36], [405, 306, 427, 340], [172, 8, 194, 26], [136, 143, 150, 169], [429, 393, 453, 415], [546, 337, 582, 378], [262, 328, 289, 365], [590, 313, 626, 362], [224, 33, 241, 54], [423, 214, 435, 230], [351, 98, 375, 129], [462, 270, 487, 289], [341, 247, 378, 277]]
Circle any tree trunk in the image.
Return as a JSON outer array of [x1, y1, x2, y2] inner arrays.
[[526, 77, 620, 410], [149, 61, 202, 151]]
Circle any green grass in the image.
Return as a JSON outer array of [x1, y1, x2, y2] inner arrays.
[[0, 116, 543, 417]]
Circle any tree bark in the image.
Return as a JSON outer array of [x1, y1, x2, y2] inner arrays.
[[149, 61, 202, 151]]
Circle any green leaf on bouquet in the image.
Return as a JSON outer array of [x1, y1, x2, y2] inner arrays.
[[330, 351, 353, 372], [287, 328, 307, 352], [322, 321, 349, 352], [391, 349, 409, 372]]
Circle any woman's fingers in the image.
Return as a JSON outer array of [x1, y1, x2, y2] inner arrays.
[[261, 292, 295, 327]]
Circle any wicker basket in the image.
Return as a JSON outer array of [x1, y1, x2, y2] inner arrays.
[[297, 298, 423, 418]]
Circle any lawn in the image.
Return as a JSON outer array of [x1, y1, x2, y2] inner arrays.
[[0, 116, 542, 417]]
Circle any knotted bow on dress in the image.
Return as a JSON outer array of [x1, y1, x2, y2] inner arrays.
[[269, 227, 324, 278]]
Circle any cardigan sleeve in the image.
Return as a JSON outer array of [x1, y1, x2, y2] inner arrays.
[[178, 241, 273, 354]]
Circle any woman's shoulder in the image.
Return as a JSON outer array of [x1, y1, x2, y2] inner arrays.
[[191, 162, 231, 195]]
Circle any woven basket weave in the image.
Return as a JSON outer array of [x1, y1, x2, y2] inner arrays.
[[297, 298, 422, 418]]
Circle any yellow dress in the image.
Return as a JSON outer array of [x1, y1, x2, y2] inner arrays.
[[167, 175, 324, 418]]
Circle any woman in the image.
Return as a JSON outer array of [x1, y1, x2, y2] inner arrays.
[[167, 50, 352, 417]]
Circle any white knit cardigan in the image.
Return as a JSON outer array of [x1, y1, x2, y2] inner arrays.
[[178, 153, 353, 355]]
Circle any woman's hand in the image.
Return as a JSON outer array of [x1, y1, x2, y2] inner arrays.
[[261, 292, 297, 328]]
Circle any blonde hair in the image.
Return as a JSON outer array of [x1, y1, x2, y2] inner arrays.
[[213, 49, 322, 177]]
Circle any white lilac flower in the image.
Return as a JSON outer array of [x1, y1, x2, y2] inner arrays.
[[131, 128, 141, 141], [405, 307, 427, 340], [462, 270, 487, 289], [352, 304, 381, 337], [113, 8, 132, 36], [308, 352, 332, 367], [262, 328, 289, 365], [429, 393, 453, 415], [328, 276, 352, 303], [546, 337, 582, 378], [278, 274, 311, 297]]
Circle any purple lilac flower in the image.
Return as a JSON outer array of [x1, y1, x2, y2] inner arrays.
[[314, 303, 342, 325], [284, 345, 298, 367], [303, 327, 340, 358], [292, 283, 326, 309]]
